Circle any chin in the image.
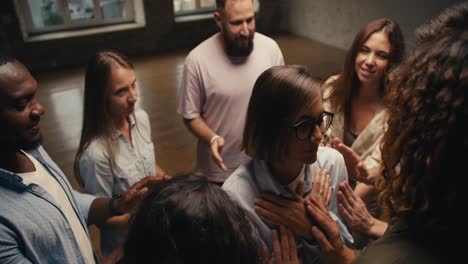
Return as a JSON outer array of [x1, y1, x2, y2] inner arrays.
[[303, 155, 318, 165], [19, 133, 43, 150]]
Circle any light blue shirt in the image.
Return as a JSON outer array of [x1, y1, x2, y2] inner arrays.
[[223, 147, 353, 264], [77, 108, 156, 255], [0, 145, 96, 263]]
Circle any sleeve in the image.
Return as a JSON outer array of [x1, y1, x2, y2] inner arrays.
[[0, 223, 33, 264], [71, 190, 96, 225], [177, 55, 205, 119], [274, 41, 285, 65], [78, 147, 114, 198]]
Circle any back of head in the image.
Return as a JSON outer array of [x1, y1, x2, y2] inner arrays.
[[416, 1, 468, 43], [243, 65, 322, 161], [381, 30, 467, 230], [122, 174, 264, 264]]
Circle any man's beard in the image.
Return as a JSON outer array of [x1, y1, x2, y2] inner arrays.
[[224, 34, 254, 57]]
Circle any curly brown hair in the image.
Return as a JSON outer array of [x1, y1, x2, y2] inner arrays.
[[379, 31, 467, 229]]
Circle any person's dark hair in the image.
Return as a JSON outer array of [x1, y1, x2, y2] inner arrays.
[[0, 53, 14, 66], [379, 31, 467, 230], [326, 18, 405, 122], [415, 1, 468, 43], [243, 65, 322, 161], [122, 174, 265, 264], [74, 50, 137, 186]]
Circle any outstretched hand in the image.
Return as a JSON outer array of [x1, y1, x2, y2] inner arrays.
[[255, 181, 314, 240], [306, 194, 355, 264], [115, 175, 166, 214], [338, 181, 387, 238], [332, 138, 372, 184], [306, 168, 331, 208], [210, 136, 228, 171], [272, 225, 301, 264]]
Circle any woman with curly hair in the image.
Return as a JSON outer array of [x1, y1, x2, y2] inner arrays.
[[304, 26, 465, 264]]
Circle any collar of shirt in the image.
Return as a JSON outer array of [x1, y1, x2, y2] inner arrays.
[[251, 160, 313, 200], [111, 113, 137, 140]]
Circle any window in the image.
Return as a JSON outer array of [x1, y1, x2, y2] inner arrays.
[[173, 0, 259, 17], [14, 0, 145, 41]]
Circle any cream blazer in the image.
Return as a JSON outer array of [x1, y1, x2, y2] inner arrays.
[[322, 76, 387, 169]]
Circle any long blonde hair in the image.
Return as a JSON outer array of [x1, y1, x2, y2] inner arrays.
[[74, 50, 134, 186]]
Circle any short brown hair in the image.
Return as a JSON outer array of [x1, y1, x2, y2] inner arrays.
[[243, 65, 322, 161]]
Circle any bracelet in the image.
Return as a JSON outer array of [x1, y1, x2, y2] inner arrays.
[[108, 194, 124, 216], [209, 135, 220, 145]]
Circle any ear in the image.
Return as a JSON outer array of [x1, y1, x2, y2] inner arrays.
[[213, 10, 223, 30]]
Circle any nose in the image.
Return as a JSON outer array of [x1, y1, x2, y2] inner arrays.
[[239, 22, 249, 37], [365, 53, 375, 67], [30, 99, 45, 120], [129, 87, 137, 103], [310, 125, 323, 143]]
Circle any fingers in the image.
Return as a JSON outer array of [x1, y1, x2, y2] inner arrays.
[[210, 139, 228, 171], [339, 181, 357, 204], [311, 225, 333, 253], [259, 193, 295, 208], [272, 226, 299, 264], [286, 228, 298, 261], [279, 225, 290, 261], [295, 180, 305, 198], [272, 229, 282, 260]]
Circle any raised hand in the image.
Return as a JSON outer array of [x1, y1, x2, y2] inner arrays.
[[306, 168, 331, 208], [306, 194, 355, 264], [338, 181, 387, 239], [272, 225, 301, 264], [332, 138, 372, 184], [210, 135, 228, 171]]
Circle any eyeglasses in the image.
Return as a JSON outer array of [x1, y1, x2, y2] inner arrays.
[[292, 111, 334, 140]]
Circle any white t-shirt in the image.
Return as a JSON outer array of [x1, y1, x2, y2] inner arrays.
[[178, 32, 284, 182], [19, 151, 95, 264]]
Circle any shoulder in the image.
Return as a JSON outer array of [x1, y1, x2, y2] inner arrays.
[[223, 162, 257, 195], [134, 108, 150, 127], [323, 74, 340, 96], [79, 138, 108, 163], [317, 146, 344, 164], [254, 32, 281, 50], [186, 34, 220, 62]]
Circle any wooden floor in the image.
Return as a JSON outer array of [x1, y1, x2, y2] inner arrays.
[[34, 34, 345, 259]]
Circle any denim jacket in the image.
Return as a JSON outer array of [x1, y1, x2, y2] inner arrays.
[[0, 145, 97, 263]]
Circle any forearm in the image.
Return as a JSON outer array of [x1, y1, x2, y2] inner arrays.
[[367, 218, 388, 239], [88, 197, 114, 226], [100, 214, 130, 230], [183, 117, 217, 144]]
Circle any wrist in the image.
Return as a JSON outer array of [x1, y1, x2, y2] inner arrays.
[[108, 194, 124, 216], [209, 135, 220, 145]]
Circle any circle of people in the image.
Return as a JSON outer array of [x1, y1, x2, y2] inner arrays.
[[0, 0, 464, 263]]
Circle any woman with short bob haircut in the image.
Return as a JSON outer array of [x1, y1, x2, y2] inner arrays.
[[223, 65, 352, 264], [122, 174, 265, 264]]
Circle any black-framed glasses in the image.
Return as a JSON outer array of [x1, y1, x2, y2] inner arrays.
[[292, 111, 334, 140]]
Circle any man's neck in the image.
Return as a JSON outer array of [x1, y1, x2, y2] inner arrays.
[[0, 148, 35, 174]]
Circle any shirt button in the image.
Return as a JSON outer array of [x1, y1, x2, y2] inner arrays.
[[32, 186, 38, 192]]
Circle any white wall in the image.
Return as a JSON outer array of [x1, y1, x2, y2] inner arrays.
[[284, 0, 458, 50]]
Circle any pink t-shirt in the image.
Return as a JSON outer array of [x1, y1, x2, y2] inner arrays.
[[177, 32, 284, 182]]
